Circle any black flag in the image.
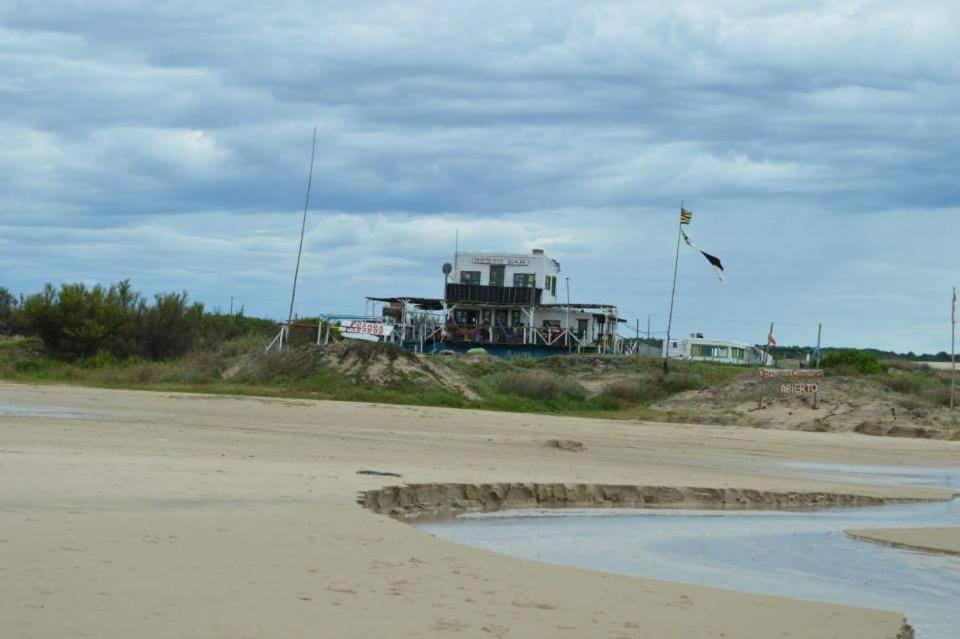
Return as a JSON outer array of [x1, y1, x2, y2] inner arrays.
[[681, 229, 725, 282], [700, 251, 725, 282]]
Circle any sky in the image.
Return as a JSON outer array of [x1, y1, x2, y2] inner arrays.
[[1, 1, 958, 353]]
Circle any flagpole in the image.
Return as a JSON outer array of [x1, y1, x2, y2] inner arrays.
[[759, 321, 774, 409], [663, 203, 684, 374]]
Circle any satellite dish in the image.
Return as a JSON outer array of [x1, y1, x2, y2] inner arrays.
[[442, 262, 453, 275]]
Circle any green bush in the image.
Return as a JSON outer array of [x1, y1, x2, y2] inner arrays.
[[822, 349, 886, 375], [9, 279, 278, 362]]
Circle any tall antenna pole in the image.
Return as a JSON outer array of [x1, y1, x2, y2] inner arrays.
[[285, 127, 318, 349], [663, 203, 684, 374]]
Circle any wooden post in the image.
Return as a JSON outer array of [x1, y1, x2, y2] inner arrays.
[[813, 322, 822, 409]]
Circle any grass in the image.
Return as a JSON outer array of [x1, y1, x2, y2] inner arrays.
[[1, 337, 956, 424]]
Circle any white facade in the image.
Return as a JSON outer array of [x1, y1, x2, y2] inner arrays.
[[664, 334, 773, 366], [453, 249, 562, 302]]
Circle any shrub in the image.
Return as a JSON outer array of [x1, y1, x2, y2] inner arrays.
[[602, 379, 647, 401], [495, 370, 587, 400], [600, 373, 702, 405], [822, 349, 885, 375]]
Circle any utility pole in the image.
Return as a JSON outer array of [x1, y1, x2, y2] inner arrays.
[[229, 296, 234, 316], [635, 318, 640, 355], [565, 277, 571, 353]]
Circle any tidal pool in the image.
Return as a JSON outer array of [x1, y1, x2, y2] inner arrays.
[[419, 472, 960, 638]]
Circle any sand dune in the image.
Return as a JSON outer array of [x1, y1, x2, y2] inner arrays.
[[2, 382, 956, 638]]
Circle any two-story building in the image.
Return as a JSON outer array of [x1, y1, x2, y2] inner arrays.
[[367, 248, 624, 355]]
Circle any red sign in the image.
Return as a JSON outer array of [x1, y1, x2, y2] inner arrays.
[[342, 321, 392, 337], [760, 369, 824, 379]]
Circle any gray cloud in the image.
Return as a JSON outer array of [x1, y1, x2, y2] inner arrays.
[[1, 1, 958, 352]]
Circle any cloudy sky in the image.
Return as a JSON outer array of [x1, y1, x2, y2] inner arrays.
[[2, 1, 958, 352]]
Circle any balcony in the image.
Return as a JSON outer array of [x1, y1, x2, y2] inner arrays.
[[445, 283, 542, 306]]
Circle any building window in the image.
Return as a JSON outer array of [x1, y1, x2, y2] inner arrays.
[[453, 310, 477, 326], [513, 273, 536, 288], [545, 275, 558, 296], [731, 347, 745, 360], [692, 344, 731, 359], [460, 271, 481, 285]]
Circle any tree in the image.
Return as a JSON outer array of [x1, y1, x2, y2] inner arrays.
[[0, 286, 17, 334]]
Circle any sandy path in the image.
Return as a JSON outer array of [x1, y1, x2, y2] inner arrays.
[[846, 528, 960, 556], [2, 382, 958, 638]]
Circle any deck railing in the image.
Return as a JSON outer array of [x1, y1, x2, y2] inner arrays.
[[445, 283, 541, 306]]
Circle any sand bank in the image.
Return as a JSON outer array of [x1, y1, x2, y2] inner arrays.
[[363, 482, 935, 519], [846, 527, 960, 556], [3, 383, 956, 638]]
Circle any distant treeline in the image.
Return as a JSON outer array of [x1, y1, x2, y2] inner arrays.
[[768, 345, 954, 363], [0, 281, 277, 361]]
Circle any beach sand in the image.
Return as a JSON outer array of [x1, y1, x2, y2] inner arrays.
[[846, 527, 960, 556], [2, 382, 957, 638]]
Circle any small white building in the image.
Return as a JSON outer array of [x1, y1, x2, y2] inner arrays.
[[453, 250, 562, 302], [664, 333, 773, 366]]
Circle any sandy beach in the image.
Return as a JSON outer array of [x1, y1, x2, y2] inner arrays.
[[2, 382, 958, 638], [846, 528, 960, 556]]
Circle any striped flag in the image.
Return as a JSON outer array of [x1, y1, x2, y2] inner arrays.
[[768, 328, 777, 347], [680, 208, 693, 225]]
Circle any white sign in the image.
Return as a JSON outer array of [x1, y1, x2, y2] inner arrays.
[[780, 383, 819, 394], [341, 321, 394, 341], [471, 257, 530, 266]]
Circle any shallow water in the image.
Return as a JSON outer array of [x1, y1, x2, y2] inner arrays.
[[419, 469, 960, 638], [0, 403, 98, 419], [781, 461, 960, 490]]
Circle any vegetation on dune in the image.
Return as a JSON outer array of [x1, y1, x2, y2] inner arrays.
[[1, 281, 957, 425]]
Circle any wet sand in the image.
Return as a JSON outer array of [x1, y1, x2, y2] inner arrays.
[[847, 527, 960, 556], [2, 382, 958, 638]]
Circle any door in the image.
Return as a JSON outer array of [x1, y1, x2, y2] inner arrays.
[[489, 265, 505, 287]]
